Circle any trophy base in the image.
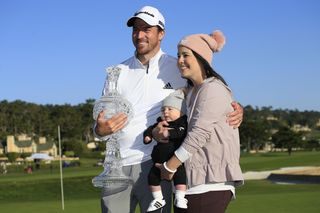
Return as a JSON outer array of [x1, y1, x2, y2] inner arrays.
[[92, 169, 134, 188]]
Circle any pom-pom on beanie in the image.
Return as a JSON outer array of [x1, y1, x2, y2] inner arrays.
[[178, 30, 226, 65]]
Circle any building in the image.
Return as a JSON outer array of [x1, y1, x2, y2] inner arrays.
[[291, 124, 311, 133], [5, 134, 58, 157], [266, 116, 278, 121]]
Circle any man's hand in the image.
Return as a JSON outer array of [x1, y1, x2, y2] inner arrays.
[[152, 120, 170, 143], [227, 101, 244, 128], [95, 111, 128, 136]]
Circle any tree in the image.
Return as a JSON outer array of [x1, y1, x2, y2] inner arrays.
[[272, 126, 302, 155], [6, 153, 19, 162], [2, 99, 318, 156], [304, 139, 320, 151], [240, 106, 271, 152], [77, 99, 95, 143], [240, 119, 270, 152], [62, 139, 85, 157]]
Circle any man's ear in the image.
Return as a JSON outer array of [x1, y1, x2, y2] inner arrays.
[[159, 30, 165, 41]]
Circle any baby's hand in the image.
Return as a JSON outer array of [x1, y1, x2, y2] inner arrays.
[[144, 136, 152, 144]]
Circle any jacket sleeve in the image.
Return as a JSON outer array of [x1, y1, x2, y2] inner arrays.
[[143, 126, 153, 141], [181, 81, 233, 155], [143, 117, 162, 144]]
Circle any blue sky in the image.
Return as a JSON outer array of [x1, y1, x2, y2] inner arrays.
[[1, 0, 319, 111]]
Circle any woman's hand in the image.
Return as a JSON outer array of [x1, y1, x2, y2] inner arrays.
[[155, 155, 182, 181], [227, 101, 244, 128], [155, 163, 175, 181]]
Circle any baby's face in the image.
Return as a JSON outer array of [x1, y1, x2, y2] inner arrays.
[[161, 106, 182, 122]]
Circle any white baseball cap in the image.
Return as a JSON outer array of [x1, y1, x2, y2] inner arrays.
[[127, 6, 165, 30]]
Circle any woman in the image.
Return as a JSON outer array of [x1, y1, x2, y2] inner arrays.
[[156, 30, 244, 213]]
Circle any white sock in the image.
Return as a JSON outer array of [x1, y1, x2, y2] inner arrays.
[[152, 190, 163, 200], [175, 190, 186, 200]]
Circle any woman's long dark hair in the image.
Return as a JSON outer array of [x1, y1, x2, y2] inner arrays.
[[186, 50, 228, 87]]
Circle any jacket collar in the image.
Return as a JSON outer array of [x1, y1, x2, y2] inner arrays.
[[134, 49, 164, 71]]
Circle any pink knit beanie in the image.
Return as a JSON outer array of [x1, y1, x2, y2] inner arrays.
[[178, 30, 226, 65]]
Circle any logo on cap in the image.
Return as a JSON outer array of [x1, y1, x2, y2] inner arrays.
[[134, 11, 155, 17]]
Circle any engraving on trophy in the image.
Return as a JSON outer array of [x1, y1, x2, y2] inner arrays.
[[92, 65, 134, 188]]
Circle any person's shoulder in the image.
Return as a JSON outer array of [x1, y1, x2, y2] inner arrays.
[[159, 53, 177, 64], [202, 78, 233, 98], [120, 56, 135, 66], [159, 53, 179, 75], [206, 78, 230, 90], [114, 56, 136, 73]]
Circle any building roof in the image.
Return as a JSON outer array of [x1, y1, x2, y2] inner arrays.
[[15, 140, 33, 148], [37, 141, 56, 151]]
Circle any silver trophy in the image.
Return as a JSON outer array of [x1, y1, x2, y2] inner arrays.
[[92, 65, 134, 188]]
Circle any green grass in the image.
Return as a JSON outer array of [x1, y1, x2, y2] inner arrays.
[[0, 151, 319, 212], [0, 176, 100, 201], [0, 199, 101, 213], [0, 166, 101, 182], [227, 180, 320, 213], [240, 150, 320, 171], [0, 168, 102, 213], [1, 180, 319, 213]]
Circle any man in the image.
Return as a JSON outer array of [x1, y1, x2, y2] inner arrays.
[[95, 6, 243, 213]]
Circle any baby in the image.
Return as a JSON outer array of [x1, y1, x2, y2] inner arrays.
[[143, 90, 188, 212]]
